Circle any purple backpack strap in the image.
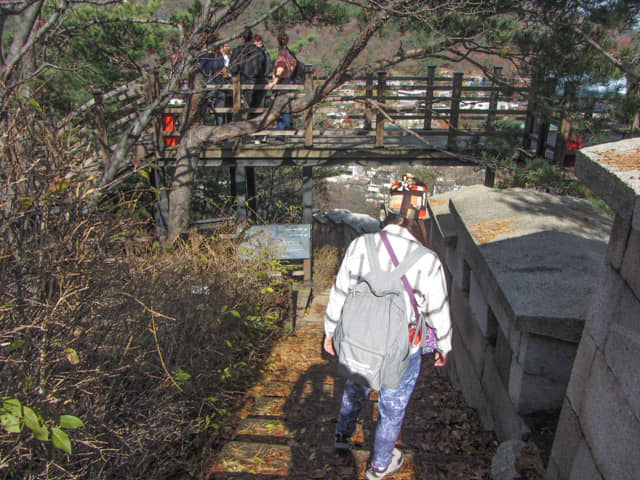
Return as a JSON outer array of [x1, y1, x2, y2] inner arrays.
[[380, 231, 420, 322], [380, 230, 438, 354]]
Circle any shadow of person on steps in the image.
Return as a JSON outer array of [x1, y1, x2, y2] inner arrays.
[[283, 331, 372, 479]]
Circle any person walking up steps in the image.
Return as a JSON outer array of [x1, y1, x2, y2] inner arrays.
[[323, 173, 452, 479]]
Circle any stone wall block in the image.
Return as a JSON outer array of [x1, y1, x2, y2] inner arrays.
[[546, 398, 583, 480], [470, 270, 493, 337], [569, 440, 604, 480], [482, 351, 530, 441], [565, 331, 597, 416], [620, 227, 640, 299], [606, 214, 631, 270], [575, 149, 637, 219], [494, 327, 513, 386], [451, 281, 489, 372], [583, 264, 621, 349], [581, 350, 640, 479], [517, 332, 578, 382], [450, 325, 495, 430], [508, 357, 567, 414], [604, 322, 640, 421]]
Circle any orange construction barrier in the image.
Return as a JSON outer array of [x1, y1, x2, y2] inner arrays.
[[162, 113, 180, 146]]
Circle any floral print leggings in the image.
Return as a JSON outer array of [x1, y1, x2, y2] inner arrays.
[[336, 351, 422, 469]]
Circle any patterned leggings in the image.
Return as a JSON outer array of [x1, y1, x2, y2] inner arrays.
[[336, 351, 421, 469]]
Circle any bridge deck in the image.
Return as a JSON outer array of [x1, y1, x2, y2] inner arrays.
[[157, 128, 488, 167]]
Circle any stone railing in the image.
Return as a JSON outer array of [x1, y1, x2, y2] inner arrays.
[[312, 209, 380, 254], [546, 137, 640, 480], [427, 184, 612, 443]]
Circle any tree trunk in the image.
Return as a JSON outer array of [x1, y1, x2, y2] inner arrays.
[[166, 146, 198, 244]]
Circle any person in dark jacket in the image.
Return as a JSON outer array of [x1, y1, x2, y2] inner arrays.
[[199, 48, 230, 125], [229, 28, 267, 116]]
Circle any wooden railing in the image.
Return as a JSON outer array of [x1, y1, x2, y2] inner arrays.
[[158, 65, 532, 150], [75, 65, 610, 168]]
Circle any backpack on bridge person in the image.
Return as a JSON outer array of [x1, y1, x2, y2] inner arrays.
[[266, 32, 306, 137]]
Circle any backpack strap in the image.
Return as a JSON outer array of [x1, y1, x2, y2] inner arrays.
[[380, 230, 429, 346], [364, 234, 381, 275]]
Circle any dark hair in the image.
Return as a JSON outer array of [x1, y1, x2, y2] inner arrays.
[[242, 28, 253, 42], [382, 214, 430, 248], [277, 32, 289, 48]]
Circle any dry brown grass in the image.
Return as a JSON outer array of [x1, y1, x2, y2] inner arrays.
[[312, 244, 341, 291], [0, 102, 292, 479]]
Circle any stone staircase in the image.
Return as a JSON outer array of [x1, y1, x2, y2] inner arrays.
[[206, 290, 497, 479]]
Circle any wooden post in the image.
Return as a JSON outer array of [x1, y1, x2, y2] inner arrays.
[[447, 72, 463, 150], [304, 64, 314, 147], [375, 71, 387, 147], [536, 121, 550, 159], [232, 75, 242, 121], [522, 92, 536, 151], [234, 165, 247, 222], [554, 117, 571, 167], [487, 66, 502, 126], [302, 166, 313, 285], [247, 167, 256, 220], [146, 70, 162, 155], [553, 81, 576, 167], [424, 65, 435, 130], [365, 73, 373, 131]]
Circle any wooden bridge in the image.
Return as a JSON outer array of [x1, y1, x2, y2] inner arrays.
[[153, 66, 537, 167], [82, 66, 594, 246]]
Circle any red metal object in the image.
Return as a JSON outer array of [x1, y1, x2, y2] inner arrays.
[[162, 113, 180, 146]]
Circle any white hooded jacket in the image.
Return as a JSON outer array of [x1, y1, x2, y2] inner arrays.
[[324, 224, 452, 355]]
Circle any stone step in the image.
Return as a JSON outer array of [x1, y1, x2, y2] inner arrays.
[[235, 418, 295, 440], [251, 395, 289, 417], [206, 440, 420, 479], [206, 441, 292, 478]]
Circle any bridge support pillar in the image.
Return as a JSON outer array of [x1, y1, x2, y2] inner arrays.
[[233, 166, 248, 222]]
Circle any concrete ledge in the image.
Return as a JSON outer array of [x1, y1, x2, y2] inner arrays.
[[576, 137, 640, 222], [445, 186, 610, 342]]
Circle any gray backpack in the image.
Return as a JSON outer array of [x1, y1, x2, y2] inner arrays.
[[334, 233, 427, 390]]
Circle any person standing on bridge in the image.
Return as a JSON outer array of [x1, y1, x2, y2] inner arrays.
[[199, 46, 230, 125], [266, 31, 303, 142], [229, 28, 267, 118], [323, 173, 452, 479]]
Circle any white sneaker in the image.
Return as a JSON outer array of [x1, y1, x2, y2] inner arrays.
[[365, 448, 404, 479]]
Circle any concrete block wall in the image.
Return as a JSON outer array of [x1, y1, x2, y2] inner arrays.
[[312, 209, 380, 255], [427, 185, 611, 443], [546, 138, 640, 480]]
